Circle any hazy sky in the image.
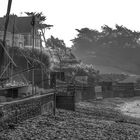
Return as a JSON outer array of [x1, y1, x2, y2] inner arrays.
[[1, 0, 140, 47]]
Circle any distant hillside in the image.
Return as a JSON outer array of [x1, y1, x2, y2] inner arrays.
[[93, 65, 132, 75], [73, 47, 140, 75]]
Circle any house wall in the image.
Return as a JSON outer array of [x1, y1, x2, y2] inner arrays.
[[0, 31, 41, 48], [0, 31, 24, 47], [134, 89, 140, 96], [18, 86, 34, 97], [23, 33, 41, 48], [18, 85, 50, 97], [0, 32, 12, 45]]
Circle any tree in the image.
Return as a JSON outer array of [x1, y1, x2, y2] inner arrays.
[[72, 25, 140, 50], [25, 12, 53, 90], [46, 36, 66, 50], [46, 36, 67, 70], [71, 25, 140, 74], [25, 12, 53, 46]]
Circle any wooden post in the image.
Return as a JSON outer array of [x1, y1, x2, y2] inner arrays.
[[31, 16, 35, 95], [11, 15, 16, 83], [53, 88, 56, 116], [73, 83, 76, 111], [0, 0, 12, 76], [40, 33, 44, 90], [3, 0, 12, 45]]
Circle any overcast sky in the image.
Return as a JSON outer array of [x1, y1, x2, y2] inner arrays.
[[1, 0, 140, 47]]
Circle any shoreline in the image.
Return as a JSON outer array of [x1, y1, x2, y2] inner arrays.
[[120, 98, 140, 118]]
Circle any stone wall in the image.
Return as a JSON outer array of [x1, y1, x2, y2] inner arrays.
[[81, 86, 95, 101], [75, 85, 95, 101], [0, 93, 54, 131], [134, 89, 140, 96], [56, 95, 75, 111], [101, 83, 135, 98]]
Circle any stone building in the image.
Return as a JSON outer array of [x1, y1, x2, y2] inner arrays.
[[0, 15, 41, 48]]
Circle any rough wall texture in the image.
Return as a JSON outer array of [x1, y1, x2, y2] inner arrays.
[[0, 93, 54, 131], [134, 90, 140, 96], [112, 83, 135, 98], [81, 86, 95, 101], [101, 83, 135, 98], [56, 95, 75, 111], [75, 86, 95, 101]]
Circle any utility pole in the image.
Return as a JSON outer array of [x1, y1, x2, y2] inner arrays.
[[31, 15, 35, 95], [40, 33, 44, 90], [11, 15, 16, 83], [1, 0, 12, 77], [3, 0, 12, 45]]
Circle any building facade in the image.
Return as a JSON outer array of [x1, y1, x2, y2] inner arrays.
[[0, 15, 41, 48]]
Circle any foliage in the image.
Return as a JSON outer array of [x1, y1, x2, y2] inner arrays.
[[46, 36, 77, 71], [60, 63, 98, 78], [74, 63, 97, 76], [72, 25, 140, 49], [25, 12, 53, 30], [9, 46, 50, 69], [72, 25, 140, 74], [45, 35, 99, 79], [46, 35, 66, 51]]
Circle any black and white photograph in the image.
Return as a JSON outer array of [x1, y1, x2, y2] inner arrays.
[[1, 0, 140, 139]]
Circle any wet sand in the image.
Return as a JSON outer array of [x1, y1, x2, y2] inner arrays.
[[120, 97, 140, 118]]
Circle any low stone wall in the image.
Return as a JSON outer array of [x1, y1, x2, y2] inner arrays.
[[75, 86, 95, 101], [102, 91, 113, 98], [101, 83, 135, 98], [112, 83, 135, 98], [56, 95, 75, 111], [0, 93, 54, 131], [134, 89, 140, 96]]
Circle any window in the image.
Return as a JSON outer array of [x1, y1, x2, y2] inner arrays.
[[6, 40, 10, 46], [19, 42, 23, 47]]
